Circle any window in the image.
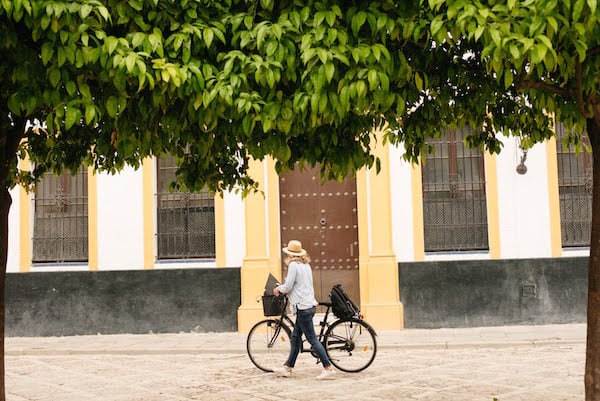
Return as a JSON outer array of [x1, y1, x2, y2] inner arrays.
[[555, 123, 592, 247], [422, 127, 489, 252], [32, 168, 88, 263], [156, 155, 215, 259]]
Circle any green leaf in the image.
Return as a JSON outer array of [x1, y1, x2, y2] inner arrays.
[[79, 4, 92, 18], [106, 36, 118, 55], [85, 104, 96, 124], [203, 29, 214, 48], [317, 48, 328, 64], [257, 25, 268, 49], [474, 26, 485, 41], [356, 80, 367, 98], [242, 115, 254, 136], [263, 117, 272, 131], [351, 11, 367, 37], [509, 44, 520, 60], [49, 68, 61, 87], [260, 0, 273, 11], [266, 69, 275, 88], [490, 29, 501, 46], [106, 96, 119, 117], [319, 92, 327, 112], [125, 53, 136, 73], [368, 69, 379, 90], [430, 15, 444, 37], [66, 81, 77, 96], [7, 94, 20, 115], [131, 32, 145, 48], [79, 83, 91, 99], [324, 62, 335, 83], [573, 0, 585, 20], [547, 16, 558, 35], [415, 72, 423, 91], [504, 69, 513, 89], [573, 39, 587, 61], [311, 92, 320, 112], [65, 106, 80, 130], [1, 0, 12, 13], [378, 72, 389, 91], [98, 6, 110, 21], [536, 34, 553, 49], [41, 42, 54, 65]]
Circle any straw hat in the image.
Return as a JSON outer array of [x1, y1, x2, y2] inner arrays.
[[282, 240, 307, 256]]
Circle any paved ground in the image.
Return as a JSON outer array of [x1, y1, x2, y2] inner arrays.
[[6, 323, 586, 401]]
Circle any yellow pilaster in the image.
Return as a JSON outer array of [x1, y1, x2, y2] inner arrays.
[[18, 158, 31, 272], [142, 158, 155, 269], [238, 157, 281, 332], [484, 151, 501, 259], [356, 128, 403, 330], [546, 136, 563, 257], [87, 167, 98, 270]]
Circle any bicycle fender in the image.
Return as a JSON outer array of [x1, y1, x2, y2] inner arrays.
[[357, 319, 378, 336]]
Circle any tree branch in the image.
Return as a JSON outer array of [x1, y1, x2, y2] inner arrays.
[[518, 79, 573, 98], [576, 58, 594, 119], [588, 46, 600, 58]]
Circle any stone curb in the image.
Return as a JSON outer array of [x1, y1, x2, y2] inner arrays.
[[6, 338, 585, 356]]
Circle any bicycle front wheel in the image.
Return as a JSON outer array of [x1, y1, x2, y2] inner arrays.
[[246, 319, 291, 372], [324, 318, 377, 372]]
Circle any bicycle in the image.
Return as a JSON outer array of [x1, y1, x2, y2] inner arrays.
[[246, 296, 377, 373]]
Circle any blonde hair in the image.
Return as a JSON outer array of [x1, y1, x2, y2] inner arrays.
[[284, 254, 311, 265]]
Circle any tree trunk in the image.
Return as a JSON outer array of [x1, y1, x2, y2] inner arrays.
[[0, 188, 9, 401], [0, 115, 22, 401], [586, 117, 600, 401]]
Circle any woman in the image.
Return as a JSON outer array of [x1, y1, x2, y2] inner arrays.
[[272, 239, 336, 380]]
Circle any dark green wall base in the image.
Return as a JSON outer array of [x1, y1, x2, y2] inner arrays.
[[6, 268, 240, 337], [399, 257, 588, 328], [6, 258, 587, 336]]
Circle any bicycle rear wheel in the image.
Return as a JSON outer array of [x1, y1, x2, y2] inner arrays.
[[246, 319, 291, 372], [324, 318, 377, 372]]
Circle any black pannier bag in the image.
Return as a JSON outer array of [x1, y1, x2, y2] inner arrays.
[[262, 294, 285, 316], [329, 284, 359, 319]]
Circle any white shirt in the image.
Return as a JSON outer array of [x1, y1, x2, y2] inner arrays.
[[276, 261, 318, 313]]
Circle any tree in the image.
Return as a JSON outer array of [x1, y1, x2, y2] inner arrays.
[[1, 0, 598, 399], [421, 1, 600, 398]]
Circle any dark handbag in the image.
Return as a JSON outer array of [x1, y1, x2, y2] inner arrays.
[[262, 294, 285, 316]]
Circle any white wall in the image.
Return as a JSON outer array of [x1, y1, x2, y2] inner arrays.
[[97, 167, 145, 270], [389, 144, 417, 262], [7, 186, 21, 273], [389, 134, 557, 262], [495, 135, 552, 258]]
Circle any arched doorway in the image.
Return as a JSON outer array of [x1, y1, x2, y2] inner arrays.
[[279, 166, 360, 304]]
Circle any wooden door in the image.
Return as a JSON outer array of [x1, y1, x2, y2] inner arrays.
[[279, 166, 359, 305]]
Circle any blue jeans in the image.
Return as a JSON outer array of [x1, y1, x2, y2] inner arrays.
[[285, 306, 331, 368]]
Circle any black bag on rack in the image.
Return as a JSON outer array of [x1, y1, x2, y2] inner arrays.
[[330, 284, 359, 319]]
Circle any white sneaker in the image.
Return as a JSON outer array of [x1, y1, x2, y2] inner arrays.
[[316, 368, 336, 380], [272, 366, 292, 377]]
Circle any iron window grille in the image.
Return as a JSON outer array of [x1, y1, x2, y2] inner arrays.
[[156, 155, 215, 259], [32, 168, 88, 263], [555, 123, 592, 247], [422, 127, 489, 252]]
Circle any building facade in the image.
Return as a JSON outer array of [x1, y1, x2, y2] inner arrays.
[[6, 125, 591, 334]]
